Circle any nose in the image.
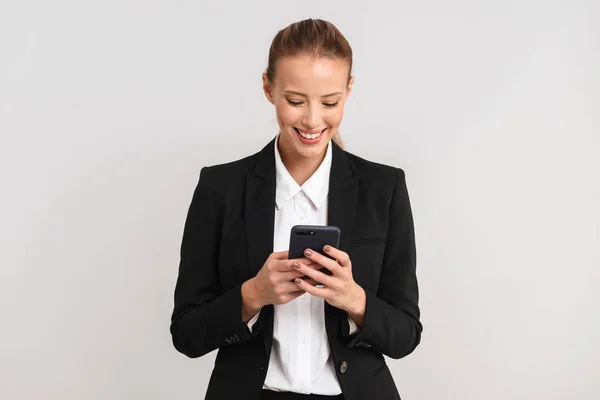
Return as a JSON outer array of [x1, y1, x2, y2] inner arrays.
[[302, 104, 321, 129]]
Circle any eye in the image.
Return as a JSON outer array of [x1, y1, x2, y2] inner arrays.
[[286, 99, 303, 106], [323, 102, 339, 108]]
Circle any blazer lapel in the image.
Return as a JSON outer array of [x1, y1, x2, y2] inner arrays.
[[244, 137, 277, 358], [327, 140, 359, 254], [245, 142, 276, 280], [325, 140, 359, 344]]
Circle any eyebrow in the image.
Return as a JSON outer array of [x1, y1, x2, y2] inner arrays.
[[283, 90, 342, 98]]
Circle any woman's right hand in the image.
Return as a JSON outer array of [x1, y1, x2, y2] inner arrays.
[[241, 250, 321, 321], [255, 250, 322, 305]]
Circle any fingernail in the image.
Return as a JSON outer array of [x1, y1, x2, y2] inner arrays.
[[323, 245, 331, 252], [304, 249, 312, 256], [295, 278, 302, 284], [292, 262, 300, 269]]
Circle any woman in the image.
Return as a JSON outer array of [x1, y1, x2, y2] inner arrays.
[[170, 18, 422, 400]]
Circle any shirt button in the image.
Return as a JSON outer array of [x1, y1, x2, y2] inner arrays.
[[302, 339, 307, 344], [299, 215, 305, 220], [300, 384, 306, 390]]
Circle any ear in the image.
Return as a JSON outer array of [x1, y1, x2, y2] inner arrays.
[[345, 76, 355, 100], [262, 73, 275, 104]]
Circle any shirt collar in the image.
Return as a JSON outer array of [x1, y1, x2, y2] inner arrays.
[[274, 134, 332, 210]]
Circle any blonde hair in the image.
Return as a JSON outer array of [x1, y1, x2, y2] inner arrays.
[[266, 18, 352, 150]]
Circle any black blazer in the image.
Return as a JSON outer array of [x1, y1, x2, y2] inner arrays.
[[170, 137, 422, 400]]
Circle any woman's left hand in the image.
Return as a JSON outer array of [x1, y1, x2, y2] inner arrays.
[[292, 245, 366, 321]]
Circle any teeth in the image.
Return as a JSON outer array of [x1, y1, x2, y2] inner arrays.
[[296, 129, 323, 140]]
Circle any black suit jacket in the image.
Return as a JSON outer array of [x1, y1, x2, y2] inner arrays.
[[170, 137, 422, 400]]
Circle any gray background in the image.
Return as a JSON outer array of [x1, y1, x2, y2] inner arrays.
[[1, 1, 599, 399]]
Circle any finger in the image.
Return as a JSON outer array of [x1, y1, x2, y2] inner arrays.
[[323, 245, 351, 268], [274, 261, 322, 282], [287, 256, 314, 265], [279, 281, 305, 294], [303, 249, 341, 274], [283, 266, 326, 282], [279, 268, 320, 282], [273, 257, 313, 272], [293, 261, 321, 271], [292, 261, 336, 287], [270, 250, 289, 260], [301, 277, 320, 286], [294, 277, 333, 298]]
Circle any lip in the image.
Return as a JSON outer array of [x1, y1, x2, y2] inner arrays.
[[294, 127, 327, 145], [296, 128, 326, 134]]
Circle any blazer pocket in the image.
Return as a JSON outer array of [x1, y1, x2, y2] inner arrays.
[[349, 239, 386, 292]]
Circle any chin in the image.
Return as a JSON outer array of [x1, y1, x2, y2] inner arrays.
[[294, 145, 326, 159]]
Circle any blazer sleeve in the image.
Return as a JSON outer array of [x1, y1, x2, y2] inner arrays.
[[170, 167, 258, 358], [342, 168, 422, 359]]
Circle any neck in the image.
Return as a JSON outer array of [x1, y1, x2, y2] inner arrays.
[[278, 136, 326, 187]]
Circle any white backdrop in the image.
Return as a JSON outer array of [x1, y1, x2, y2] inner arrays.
[[1, 1, 599, 399]]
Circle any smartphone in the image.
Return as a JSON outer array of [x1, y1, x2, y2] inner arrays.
[[289, 225, 340, 279]]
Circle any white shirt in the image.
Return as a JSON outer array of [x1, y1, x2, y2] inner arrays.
[[247, 134, 358, 395]]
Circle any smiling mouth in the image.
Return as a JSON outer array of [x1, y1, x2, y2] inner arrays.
[[294, 128, 326, 140]]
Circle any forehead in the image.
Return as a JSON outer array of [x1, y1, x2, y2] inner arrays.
[[274, 54, 349, 94]]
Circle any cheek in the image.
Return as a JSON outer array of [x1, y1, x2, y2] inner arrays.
[[325, 106, 345, 127], [275, 104, 301, 126]]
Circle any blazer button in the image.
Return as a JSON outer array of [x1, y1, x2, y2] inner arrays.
[[339, 360, 348, 374]]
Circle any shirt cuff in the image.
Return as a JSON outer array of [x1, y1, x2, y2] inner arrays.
[[247, 309, 261, 332], [347, 315, 359, 335]]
